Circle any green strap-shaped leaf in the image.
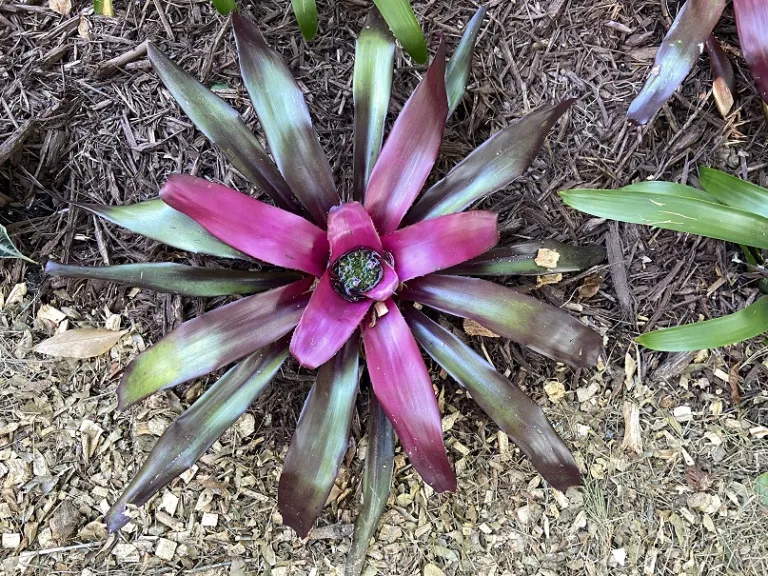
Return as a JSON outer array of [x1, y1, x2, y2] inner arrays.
[[345, 393, 394, 576], [373, 0, 428, 64], [291, 0, 319, 41], [75, 200, 245, 259], [1, 224, 34, 262], [636, 296, 768, 351], [560, 188, 768, 249], [147, 45, 300, 214], [353, 8, 395, 203], [623, 181, 718, 204], [118, 277, 312, 409], [45, 261, 299, 297], [445, 240, 605, 276], [94, 0, 114, 17], [445, 6, 486, 117], [232, 14, 338, 226], [699, 166, 768, 218], [403, 306, 580, 492], [406, 100, 574, 223], [211, 0, 236, 16], [278, 338, 359, 537], [627, 0, 726, 125], [105, 339, 289, 532]]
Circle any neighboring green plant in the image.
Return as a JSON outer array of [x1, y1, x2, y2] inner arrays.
[[1, 223, 34, 262], [561, 167, 768, 351], [94, 0, 114, 17], [46, 6, 606, 571]]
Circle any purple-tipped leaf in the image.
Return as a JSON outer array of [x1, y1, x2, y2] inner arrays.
[[160, 175, 329, 277], [403, 307, 581, 491], [734, 0, 768, 103], [381, 211, 499, 281], [147, 44, 298, 213], [105, 339, 288, 532], [232, 13, 338, 226], [705, 35, 736, 117], [328, 202, 383, 259], [445, 6, 487, 117], [353, 8, 395, 203], [75, 200, 244, 259], [406, 100, 574, 223], [361, 301, 456, 492], [445, 240, 606, 276], [345, 394, 394, 576], [364, 41, 448, 234], [400, 275, 602, 367], [626, 0, 726, 125], [290, 273, 371, 370], [118, 278, 312, 410], [279, 338, 359, 537], [45, 261, 299, 297]]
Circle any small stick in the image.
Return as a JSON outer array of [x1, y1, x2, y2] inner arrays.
[[96, 40, 148, 77]]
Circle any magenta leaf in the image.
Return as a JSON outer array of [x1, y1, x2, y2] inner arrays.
[[361, 300, 456, 493], [278, 338, 359, 537], [406, 100, 574, 223], [46, 261, 299, 297], [290, 273, 371, 370], [362, 260, 399, 301], [106, 339, 288, 532], [327, 202, 383, 259], [734, 0, 768, 103], [404, 306, 581, 491], [400, 275, 602, 367], [381, 211, 498, 281], [160, 175, 329, 277], [627, 0, 726, 125], [345, 394, 394, 576], [118, 278, 313, 409], [232, 13, 338, 226], [363, 41, 448, 234]]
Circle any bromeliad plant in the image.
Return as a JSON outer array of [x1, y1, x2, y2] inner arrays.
[[628, 0, 768, 123], [47, 7, 605, 568], [561, 168, 768, 351]]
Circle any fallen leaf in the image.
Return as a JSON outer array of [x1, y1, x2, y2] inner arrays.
[[535, 248, 560, 269], [78, 16, 91, 39], [33, 328, 128, 358], [544, 380, 566, 402], [424, 564, 446, 576], [578, 275, 603, 299], [463, 318, 500, 338], [48, 0, 72, 16], [686, 466, 712, 492]]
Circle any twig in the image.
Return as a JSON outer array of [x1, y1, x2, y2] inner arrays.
[[0, 119, 35, 166], [96, 41, 149, 77]]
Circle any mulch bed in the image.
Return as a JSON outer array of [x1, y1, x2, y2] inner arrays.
[[1, 1, 767, 574]]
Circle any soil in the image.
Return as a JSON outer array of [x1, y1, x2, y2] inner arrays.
[[1, 1, 767, 575]]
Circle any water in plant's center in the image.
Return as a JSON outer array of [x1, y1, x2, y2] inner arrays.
[[330, 248, 384, 302]]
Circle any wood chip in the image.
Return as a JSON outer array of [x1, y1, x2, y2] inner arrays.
[[534, 247, 561, 269], [2, 533, 20, 548], [155, 538, 177, 561], [463, 318, 500, 338], [621, 402, 643, 454], [544, 380, 566, 402], [536, 272, 563, 287], [201, 512, 219, 527]]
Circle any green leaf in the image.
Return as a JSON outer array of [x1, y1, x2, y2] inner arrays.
[[353, 8, 395, 202], [636, 296, 768, 351], [232, 14, 339, 226], [278, 338, 359, 537], [105, 339, 289, 532], [93, 0, 114, 17], [0, 224, 34, 263], [445, 6, 486, 117], [400, 274, 603, 367], [407, 100, 574, 223], [345, 393, 394, 576], [291, 0, 319, 40], [623, 181, 719, 204], [147, 44, 300, 214], [211, 0, 236, 16], [445, 240, 605, 276], [699, 166, 768, 218], [45, 261, 299, 297], [117, 278, 312, 409], [373, 0, 428, 64], [75, 200, 245, 259], [559, 189, 768, 249], [404, 306, 580, 491], [755, 472, 768, 507]]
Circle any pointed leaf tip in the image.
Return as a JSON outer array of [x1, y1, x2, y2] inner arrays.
[[373, 0, 428, 64]]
